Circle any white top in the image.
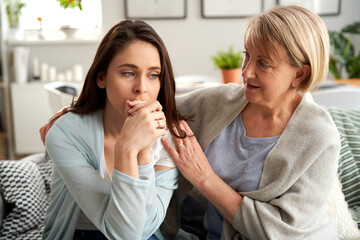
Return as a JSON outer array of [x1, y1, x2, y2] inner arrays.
[[99, 129, 176, 184]]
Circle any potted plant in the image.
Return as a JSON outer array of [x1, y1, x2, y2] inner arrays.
[[4, 0, 26, 29], [57, 0, 82, 10], [211, 46, 244, 84], [4, 0, 26, 39], [329, 22, 360, 79]]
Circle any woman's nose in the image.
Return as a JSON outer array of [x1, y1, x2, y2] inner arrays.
[[242, 60, 255, 80], [133, 75, 147, 94]]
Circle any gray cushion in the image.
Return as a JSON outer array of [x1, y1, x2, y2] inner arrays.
[[0, 153, 52, 239]]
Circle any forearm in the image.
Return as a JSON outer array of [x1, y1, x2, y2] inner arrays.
[[195, 172, 242, 224], [142, 167, 179, 237], [103, 167, 154, 239]]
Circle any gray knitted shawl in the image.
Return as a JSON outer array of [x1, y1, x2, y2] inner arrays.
[[162, 83, 340, 240]]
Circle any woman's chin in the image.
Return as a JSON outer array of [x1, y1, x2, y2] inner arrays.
[[244, 90, 258, 103]]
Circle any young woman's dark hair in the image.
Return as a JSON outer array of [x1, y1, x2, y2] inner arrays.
[[69, 19, 187, 138]]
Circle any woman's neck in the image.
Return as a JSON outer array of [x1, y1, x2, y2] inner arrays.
[[102, 104, 126, 140], [250, 91, 302, 121], [242, 91, 303, 138]]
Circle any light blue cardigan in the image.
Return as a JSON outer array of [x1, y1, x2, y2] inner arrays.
[[43, 110, 179, 240]]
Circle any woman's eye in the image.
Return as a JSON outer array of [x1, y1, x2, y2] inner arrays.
[[122, 72, 135, 77], [243, 50, 250, 59], [258, 60, 271, 69], [242, 51, 251, 66], [149, 73, 160, 79]]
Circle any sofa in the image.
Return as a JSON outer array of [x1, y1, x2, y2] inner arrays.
[[0, 153, 52, 239], [0, 107, 360, 240]]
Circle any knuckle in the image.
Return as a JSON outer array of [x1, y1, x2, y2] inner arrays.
[[155, 100, 163, 108], [138, 108, 148, 117]]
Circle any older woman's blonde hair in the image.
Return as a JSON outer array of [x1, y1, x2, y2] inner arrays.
[[244, 5, 330, 92]]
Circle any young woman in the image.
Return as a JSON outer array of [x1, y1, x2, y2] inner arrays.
[[42, 20, 187, 240], [162, 5, 340, 239]]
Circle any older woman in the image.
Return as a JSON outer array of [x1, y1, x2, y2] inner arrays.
[[161, 5, 340, 240]]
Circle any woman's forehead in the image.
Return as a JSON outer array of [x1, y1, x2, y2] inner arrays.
[[247, 39, 293, 67]]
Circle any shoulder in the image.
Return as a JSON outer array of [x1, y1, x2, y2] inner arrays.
[[50, 110, 102, 135], [176, 83, 244, 105], [284, 92, 340, 151], [46, 110, 103, 147], [151, 129, 175, 168], [152, 129, 173, 153], [176, 84, 246, 116], [45, 110, 104, 168], [55, 110, 102, 128], [300, 93, 339, 137]]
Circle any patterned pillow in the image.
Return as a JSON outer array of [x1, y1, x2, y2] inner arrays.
[[327, 107, 360, 228], [0, 157, 51, 239]]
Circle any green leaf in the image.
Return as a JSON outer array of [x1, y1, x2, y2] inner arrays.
[[329, 22, 360, 79], [57, 0, 82, 10], [329, 56, 341, 79], [346, 53, 360, 78], [329, 31, 355, 60], [211, 46, 244, 69], [341, 22, 360, 35]]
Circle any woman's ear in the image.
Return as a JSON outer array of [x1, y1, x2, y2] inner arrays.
[[97, 72, 106, 89], [292, 64, 311, 88]]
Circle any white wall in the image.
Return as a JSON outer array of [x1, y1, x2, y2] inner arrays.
[[102, 0, 360, 79], [24, 0, 360, 81], [4, 0, 360, 157]]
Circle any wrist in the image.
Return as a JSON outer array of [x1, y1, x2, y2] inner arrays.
[[194, 171, 218, 195], [114, 144, 139, 178], [137, 149, 152, 165]]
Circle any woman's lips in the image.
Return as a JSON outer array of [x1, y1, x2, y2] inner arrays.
[[246, 83, 260, 89]]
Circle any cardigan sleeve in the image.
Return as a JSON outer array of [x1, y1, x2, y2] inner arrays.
[[45, 122, 179, 240], [231, 145, 339, 239]]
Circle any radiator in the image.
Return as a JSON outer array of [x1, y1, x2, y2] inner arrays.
[[11, 82, 53, 155]]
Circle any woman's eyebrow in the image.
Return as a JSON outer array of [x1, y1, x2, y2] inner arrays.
[[117, 64, 161, 71], [117, 64, 138, 69], [149, 66, 161, 71]]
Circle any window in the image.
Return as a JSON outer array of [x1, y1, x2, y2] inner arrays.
[[20, 0, 102, 30]]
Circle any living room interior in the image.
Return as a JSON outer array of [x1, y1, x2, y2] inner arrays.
[[0, 0, 359, 159], [0, 0, 359, 238]]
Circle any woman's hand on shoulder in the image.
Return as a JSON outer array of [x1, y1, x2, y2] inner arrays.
[[161, 121, 215, 188], [39, 107, 70, 145], [162, 121, 243, 223]]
